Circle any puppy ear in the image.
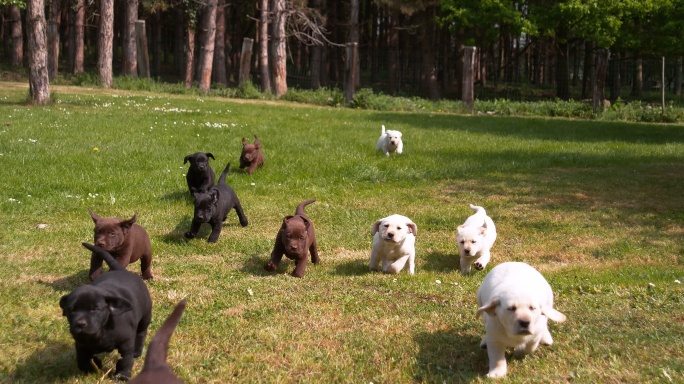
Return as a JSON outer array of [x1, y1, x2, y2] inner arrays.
[[480, 224, 487, 236], [457, 225, 465, 234], [254, 135, 261, 149], [59, 294, 71, 315], [88, 210, 101, 223], [542, 306, 567, 323], [302, 216, 311, 229], [210, 190, 220, 204], [476, 299, 499, 318], [106, 296, 134, 315], [242, 137, 247, 146], [371, 220, 383, 236], [406, 221, 417, 236], [121, 215, 136, 231], [206, 153, 215, 160], [183, 155, 192, 164]]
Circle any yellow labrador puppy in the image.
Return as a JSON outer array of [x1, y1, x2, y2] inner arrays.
[[457, 204, 497, 274], [476, 262, 566, 378], [370, 214, 417, 274]]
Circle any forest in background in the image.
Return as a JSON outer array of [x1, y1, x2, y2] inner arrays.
[[2, 0, 684, 103]]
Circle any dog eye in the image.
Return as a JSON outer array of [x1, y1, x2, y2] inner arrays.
[[459, 240, 465, 244], [507, 306, 517, 311], [529, 306, 536, 311], [383, 224, 389, 228]]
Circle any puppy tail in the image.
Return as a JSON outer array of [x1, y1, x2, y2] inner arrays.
[[295, 199, 316, 216], [142, 300, 187, 371], [82, 242, 125, 271], [469, 204, 487, 216], [381, 125, 386, 134], [217, 162, 231, 185]]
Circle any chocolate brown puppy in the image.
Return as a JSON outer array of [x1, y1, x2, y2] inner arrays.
[[183, 152, 215, 195], [239, 135, 264, 175], [61, 243, 152, 381], [185, 162, 248, 243], [88, 210, 153, 281], [129, 300, 187, 384], [264, 199, 319, 278]]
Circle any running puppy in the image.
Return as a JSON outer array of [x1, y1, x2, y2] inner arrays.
[[370, 214, 417, 274], [476, 262, 566, 378], [129, 300, 187, 384], [88, 210, 153, 281], [183, 152, 215, 195], [456, 204, 497, 274], [185, 162, 248, 243], [239, 135, 264, 175], [264, 199, 319, 278], [60, 243, 152, 381], [376, 125, 403, 156]]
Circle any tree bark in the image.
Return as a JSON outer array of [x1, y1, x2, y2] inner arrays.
[[47, 0, 60, 81], [259, 0, 271, 92], [632, 53, 643, 98], [386, 12, 399, 95], [9, 5, 23, 67], [122, 0, 138, 77], [184, 26, 196, 88], [26, 0, 51, 105], [271, 0, 287, 97], [197, 0, 217, 94], [98, 0, 114, 88], [70, 0, 85, 73], [350, 0, 360, 87], [212, 0, 227, 85], [420, 6, 439, 100]]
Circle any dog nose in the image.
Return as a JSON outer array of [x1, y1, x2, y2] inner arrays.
[[75, 319, 87, 329], [518, 320, 530, 329], [387, 233, 394, 239]]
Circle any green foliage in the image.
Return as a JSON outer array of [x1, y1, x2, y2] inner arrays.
[[282, 87, 345, 107]]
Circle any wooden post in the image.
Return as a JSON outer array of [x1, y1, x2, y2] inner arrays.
[[345, 42, 358, 104], [239, 37, 254, 87], [135, 20, 150, 79], [462, 46, 477, 113]]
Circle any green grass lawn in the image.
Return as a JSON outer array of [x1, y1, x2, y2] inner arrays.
[[0, 82, 682, 383]]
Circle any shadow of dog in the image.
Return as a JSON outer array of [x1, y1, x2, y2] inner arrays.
[[37, 270, 90, 292]]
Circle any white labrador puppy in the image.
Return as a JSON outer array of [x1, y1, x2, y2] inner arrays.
[[370, 214, 417, 274], [456, 204, 497, 274], [376, 125, 403, 156], [476, 262, 566, 378]]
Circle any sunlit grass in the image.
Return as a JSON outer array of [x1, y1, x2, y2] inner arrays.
[[0, 83, 682, 383]]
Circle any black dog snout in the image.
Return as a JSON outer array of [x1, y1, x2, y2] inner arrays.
[[75, 319, 87, 329], [518, 320, 530, 329], [387, 233, 394, 239]]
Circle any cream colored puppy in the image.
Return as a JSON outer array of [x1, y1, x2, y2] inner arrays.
[[457, 204, 497, 274], [376, 125, 403, 156], [476, 262, 566, 378], [370, 214, 417, 274]]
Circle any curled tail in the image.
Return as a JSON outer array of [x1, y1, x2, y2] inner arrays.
[[143, 300, 187, 370], [295, 199, 316, 216], [381, 125, 386, 135], [217, 162, 231, 185], [469, 204, 487, 216], [82, 242, 125, 271]]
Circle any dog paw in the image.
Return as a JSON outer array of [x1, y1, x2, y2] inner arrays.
[[112, 371, 131, 381], [264, 262, 277, 271], [184, 232, 196, 239], [474, 262, 484, 270]]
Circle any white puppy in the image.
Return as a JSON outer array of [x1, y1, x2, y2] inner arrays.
[[456, 204, 497, 274], [370, 214, 417, 274], [476, 262, 567, 378], [376, 125, 403, 156]]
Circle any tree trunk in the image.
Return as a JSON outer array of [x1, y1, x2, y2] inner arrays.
[[212, 0, 227, 85], [47, 0, 61, 82], [153, 11, 162, 77], [259, 0, 271, 92], [197, 0, 217, 94], [632, 53, 643, 98], [609, 52, 621, 101], [386, 13, 399, 95], [26, 0, 51, 105], [555, 41, 569, 100], [676, 56, 682, 97], [581, 41, 593, 99], [175, 8, 185, 77], [9, 5, 23, 67], [420, 7, 439, 100], [122, 0, 138, 77], [350, 0, 360, 87], [184, 26, 196, 88], [271, 0, 287, 97], [98, 0, 114, 88], [70, 0, 85, 73]]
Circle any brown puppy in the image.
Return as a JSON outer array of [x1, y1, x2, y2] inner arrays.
[[88, 210, 153, 281], [239, 135, 264, 174], [264, 199, 319, 278], [129, 300, 187, 384]]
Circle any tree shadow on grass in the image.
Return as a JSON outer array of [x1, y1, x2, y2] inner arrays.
[[10, 340, 85, 383], [413, 327, 486, 382], [37, 270, 90, 293]]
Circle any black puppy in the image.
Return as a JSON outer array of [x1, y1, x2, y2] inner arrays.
[[183, 152, 215, 195], [60, 243, 152, 381], [185, 162, 248, 243], [129, 300, 187, 384]]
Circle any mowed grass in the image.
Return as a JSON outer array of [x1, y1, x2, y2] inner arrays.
[[0, 82, 683, 383]]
